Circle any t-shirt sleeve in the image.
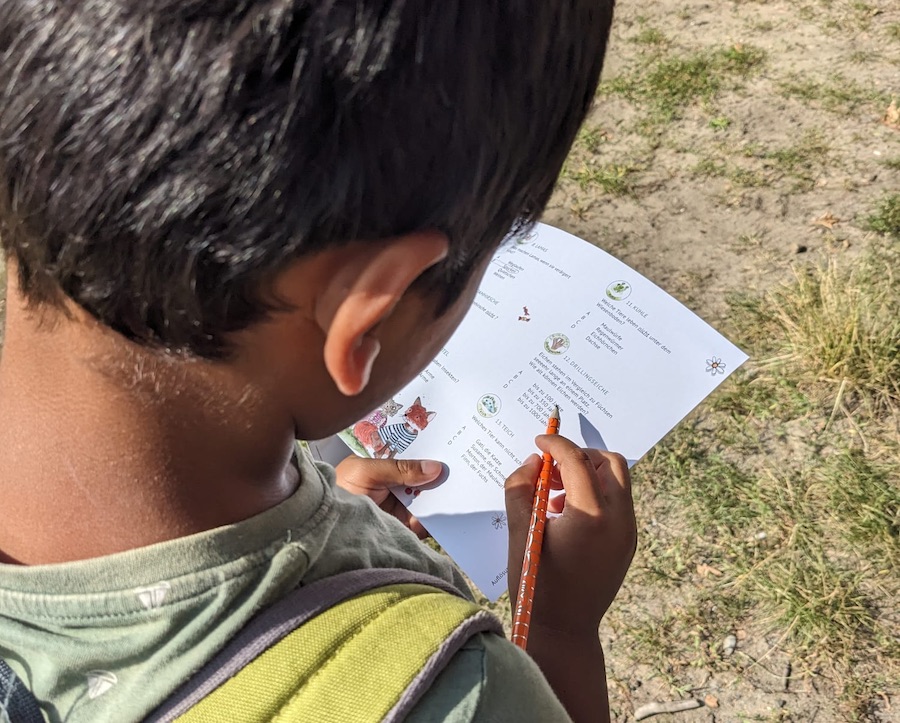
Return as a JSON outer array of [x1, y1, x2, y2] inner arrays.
[[406, 632, 572, 722]]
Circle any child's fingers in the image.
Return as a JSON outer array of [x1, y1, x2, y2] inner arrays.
[[535, 435, 607, 514], [549, 464, 564, 490], [600, 450, 632, 507], [548, 492, 566, 514], [585, 449, 631, 520], [503, 453, 542, 540], [579, 448, 633, 520], [503, 453, 542, 598], [537, 435, 631, 514]]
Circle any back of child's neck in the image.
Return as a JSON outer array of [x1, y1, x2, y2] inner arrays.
[[0, 274, 299, 566]]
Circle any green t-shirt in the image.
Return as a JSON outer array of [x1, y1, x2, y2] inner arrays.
[[0, 447, 569, 722]]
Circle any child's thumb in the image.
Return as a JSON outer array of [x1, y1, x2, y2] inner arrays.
[[334, 457, 443, 494]]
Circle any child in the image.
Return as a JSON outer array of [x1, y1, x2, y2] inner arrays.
[[0, 2, 636, 721]]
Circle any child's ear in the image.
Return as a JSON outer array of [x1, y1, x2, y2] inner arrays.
[[319, 231, 449, 397]]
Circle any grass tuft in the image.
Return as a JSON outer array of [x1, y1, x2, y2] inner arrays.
[[734, 252, 900, 411], [764, 130, 830, 176], [564, 163, 637, 195], [631, 26, 669, 47], [574, 125, 609, 155], [735, 130, 832, 190], [866, 194, 900, 240], [599, 45, 766, 125], [747, 537, 875, 655], [779, 74, 890, 112], [809, 448, 900, 566]]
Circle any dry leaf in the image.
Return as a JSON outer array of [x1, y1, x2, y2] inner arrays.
[[811, 212, 840, 230], [884, 99, 900, 131], [696, 563, 723, 577], [705, 695, 720, 709]]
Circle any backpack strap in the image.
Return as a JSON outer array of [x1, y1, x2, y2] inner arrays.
[[147, 568, 503, 723], [0, 657, 45, 723]]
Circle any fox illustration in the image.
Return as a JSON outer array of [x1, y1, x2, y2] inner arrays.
[[353, 397, 436, 459]]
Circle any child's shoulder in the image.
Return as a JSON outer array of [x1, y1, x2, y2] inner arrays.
[[301, 449, 470, 594]]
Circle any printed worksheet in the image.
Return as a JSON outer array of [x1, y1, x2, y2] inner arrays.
[[333, 223, 748, 599]]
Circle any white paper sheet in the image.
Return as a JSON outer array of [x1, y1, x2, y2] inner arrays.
[[333, 223, 748, 599]]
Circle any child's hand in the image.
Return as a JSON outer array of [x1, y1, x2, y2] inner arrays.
[[504, 436, 636, 721], [334, 456, 440, 539], [505, 434, 636, 638]]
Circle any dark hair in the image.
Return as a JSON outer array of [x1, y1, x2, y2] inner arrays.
[[0, 1, 614, 357]]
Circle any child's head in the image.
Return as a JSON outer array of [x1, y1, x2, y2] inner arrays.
[[0, 1, 614, 436]]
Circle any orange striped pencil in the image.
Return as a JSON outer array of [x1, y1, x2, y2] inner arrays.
[[511, 404, 560, 649]]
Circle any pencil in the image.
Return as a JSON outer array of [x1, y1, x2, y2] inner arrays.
[[511, 404, 560, 649]]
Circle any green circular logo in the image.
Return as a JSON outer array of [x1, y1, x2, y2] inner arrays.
[[606, 280, 632, 301]]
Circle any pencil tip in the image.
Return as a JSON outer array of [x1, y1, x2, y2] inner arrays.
[[550, 405, 559, 420]]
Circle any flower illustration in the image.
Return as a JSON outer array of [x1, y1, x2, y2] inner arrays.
[[491, 513, 508, 530], [706, 357, 726, 376]]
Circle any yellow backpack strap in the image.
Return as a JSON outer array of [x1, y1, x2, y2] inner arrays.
[[146, 569, 503, 723]]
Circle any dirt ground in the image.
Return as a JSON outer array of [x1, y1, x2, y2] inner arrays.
[[0, 1, 897, 721], [544, 1, 899, 721], [550, 0, 898, 321]]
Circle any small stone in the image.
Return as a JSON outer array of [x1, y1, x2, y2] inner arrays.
[[704, 695, 720, 708], [722, 634, 738, 656]]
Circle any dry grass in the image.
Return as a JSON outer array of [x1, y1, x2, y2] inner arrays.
[[759, 257, 899, 412], [620, 244, 900, 716]]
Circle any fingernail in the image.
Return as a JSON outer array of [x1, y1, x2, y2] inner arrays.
[[420, 460, 443, 478]]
